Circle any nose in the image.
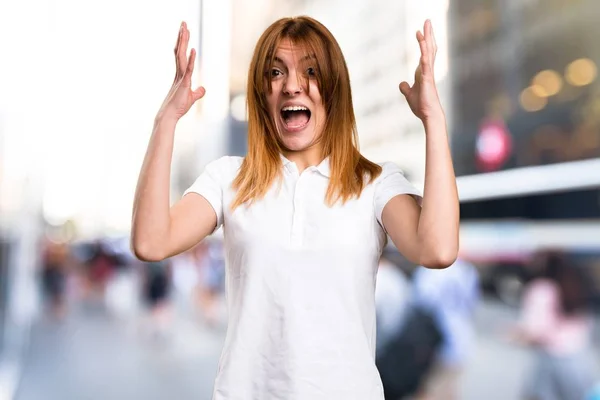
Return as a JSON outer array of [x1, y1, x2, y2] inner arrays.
[[283, 71, 303, 95]]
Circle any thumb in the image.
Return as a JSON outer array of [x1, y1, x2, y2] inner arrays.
[[192, 86, 206, 102], [399, 81, 411, 98]]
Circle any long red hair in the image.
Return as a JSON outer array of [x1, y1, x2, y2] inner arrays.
[[231, 16, 382, 209]]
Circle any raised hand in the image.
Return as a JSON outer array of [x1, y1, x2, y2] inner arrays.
[[399, 20, 443, 123], [157, 22, 206, 122]]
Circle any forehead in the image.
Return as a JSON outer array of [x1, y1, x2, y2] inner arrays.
[[273, 38, 311, 64]]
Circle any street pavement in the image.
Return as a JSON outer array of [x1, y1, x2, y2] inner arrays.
[[12, 298, 600, 400], [15, 301, 225, 400]]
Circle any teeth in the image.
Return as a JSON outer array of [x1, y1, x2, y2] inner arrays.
[[282, 106, 308, 112]]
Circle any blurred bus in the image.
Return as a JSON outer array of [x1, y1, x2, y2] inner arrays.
[[442, 0, 600, 307], [457, 161, 600, 306]]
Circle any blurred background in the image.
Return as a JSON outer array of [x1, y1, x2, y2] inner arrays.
[[1, 0, 600, 399]]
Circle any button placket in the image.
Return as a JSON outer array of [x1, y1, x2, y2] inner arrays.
[[290, 173, 307, 247]]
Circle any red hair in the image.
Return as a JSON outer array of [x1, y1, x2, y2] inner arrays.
[[231, 16, 381, 209]]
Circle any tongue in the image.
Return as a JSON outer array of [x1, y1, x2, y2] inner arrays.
[[285, 111, 309, 129]]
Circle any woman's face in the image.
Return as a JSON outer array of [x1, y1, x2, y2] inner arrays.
[[265, 39, 326, 153]]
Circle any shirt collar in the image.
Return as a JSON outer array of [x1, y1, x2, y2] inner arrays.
[[316, 157, 331, 177], [279, 154, 331, 178]]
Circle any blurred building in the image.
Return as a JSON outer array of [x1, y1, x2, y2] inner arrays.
[[448, 0, 600, 304], [0, 111, 43, 397], [450, 0, 600, 216], [224, 0, 304, 160], [304, 0, 450, 188]]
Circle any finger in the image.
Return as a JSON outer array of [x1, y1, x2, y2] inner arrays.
[[416, 29, 424, 42], [174, 22, 183, 55], [399, 81, 411, 98], [417, 31, 429, 65], [178, 24, 189, 77], [424, 20, 434, 64], [192, 86, 206, 102], [416, 29, 433, 78], [416, 29, 426, 63], [430, 21, 438, 56], [184, 48, 196, 85], [174, 23, 184, 75]]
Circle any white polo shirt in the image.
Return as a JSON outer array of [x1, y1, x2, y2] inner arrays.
[[184, 155, 421, 400]]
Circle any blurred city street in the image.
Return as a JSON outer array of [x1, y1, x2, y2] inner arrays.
[[13, 295, 600, 400], [3, 0, 600, 399], [15, 299, 226, 400]]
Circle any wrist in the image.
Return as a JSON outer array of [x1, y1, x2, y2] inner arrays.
[[422, 111, 447, 131], [154, 113, 179, 130]]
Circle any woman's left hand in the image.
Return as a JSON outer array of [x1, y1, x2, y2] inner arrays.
[[400, 20, 443, 123]]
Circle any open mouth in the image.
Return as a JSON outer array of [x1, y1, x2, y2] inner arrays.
[[280, 105, 311, 131]]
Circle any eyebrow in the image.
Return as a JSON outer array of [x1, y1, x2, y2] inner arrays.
[[273, 54, 316, 64]]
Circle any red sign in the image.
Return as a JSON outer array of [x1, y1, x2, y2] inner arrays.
[[475, 119, 512, 172]]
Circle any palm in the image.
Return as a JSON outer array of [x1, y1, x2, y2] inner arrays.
[[399, 20, 442, 122], [165, 80, 199, 117]]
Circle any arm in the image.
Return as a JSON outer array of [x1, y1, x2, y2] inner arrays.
[[131, 119, 216, 261], [382, 20, 459, 269], [131, 22, 214, 262]]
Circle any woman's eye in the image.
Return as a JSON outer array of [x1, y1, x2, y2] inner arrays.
[[307, 67, 316, 76], [271, 69, 282, 77]]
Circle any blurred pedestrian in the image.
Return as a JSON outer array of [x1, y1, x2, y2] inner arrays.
[[171, 243, 202, 316], [411, 258, 480, 400], [375, 255, 411, 357], [85, 240, 118, 303], [40, 235, 71, 320], [141, 259, 173, 341], [510, 250, 596, 400], [131, 16, 459, 399], [197, 239, 225, 328]]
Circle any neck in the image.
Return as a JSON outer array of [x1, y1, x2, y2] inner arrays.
[[282, 145, 324, 172]]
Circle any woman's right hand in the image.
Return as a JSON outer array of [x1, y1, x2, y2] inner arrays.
[[157, 22, 206, 122]]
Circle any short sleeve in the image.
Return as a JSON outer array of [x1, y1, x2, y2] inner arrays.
[[374, 162, 423, 230], [183, 156, 234, 231]]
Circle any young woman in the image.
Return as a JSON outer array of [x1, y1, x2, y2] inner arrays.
[[132, 16, 459, 400]]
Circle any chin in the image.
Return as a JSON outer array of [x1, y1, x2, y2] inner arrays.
[[279, 133, 317, 152]]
